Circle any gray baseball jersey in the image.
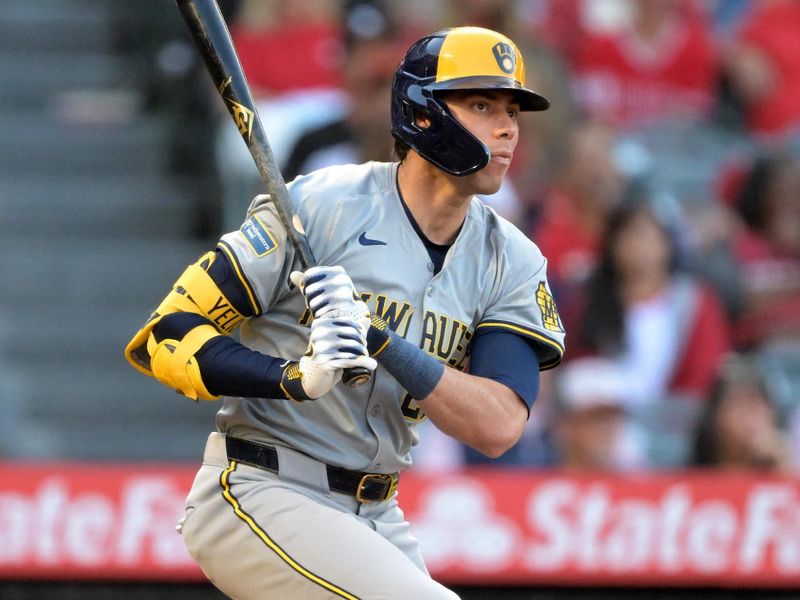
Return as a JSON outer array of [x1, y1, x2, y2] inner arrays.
[[214, 160, 565, 475]]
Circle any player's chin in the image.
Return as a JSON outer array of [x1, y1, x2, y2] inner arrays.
[[472, 170, 505, 195], [475, 181, 502, 196]]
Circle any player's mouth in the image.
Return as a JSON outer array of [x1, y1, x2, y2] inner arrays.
[[490, 150, 513, 165]]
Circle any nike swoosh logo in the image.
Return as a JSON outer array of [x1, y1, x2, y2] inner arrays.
[[358, 232, 387, 246]]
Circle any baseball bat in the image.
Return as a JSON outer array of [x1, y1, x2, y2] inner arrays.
[[175, 0, 371, 388]]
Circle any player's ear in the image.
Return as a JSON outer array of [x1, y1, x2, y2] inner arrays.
[[414, 111, 431, 129]]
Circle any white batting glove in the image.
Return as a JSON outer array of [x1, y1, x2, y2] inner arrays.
[[281, 312, 376, 400], [290, 266, 371, 338], [291, 266, 367, 315]]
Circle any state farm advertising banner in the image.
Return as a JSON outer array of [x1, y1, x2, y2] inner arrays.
[[0, 462, 199, 581], [401, 470, 800, 588], [1, 462, 799, 587]]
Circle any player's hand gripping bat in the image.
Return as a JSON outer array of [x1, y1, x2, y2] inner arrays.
[[175, 0, 371, 387]]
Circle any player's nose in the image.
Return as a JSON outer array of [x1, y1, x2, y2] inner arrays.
[[494, 115, 517, 140]]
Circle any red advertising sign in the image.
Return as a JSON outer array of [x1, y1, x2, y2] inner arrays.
[[1, 462, 798, 587], [399, 470, 800, 588], [0, 462, 200, 581]]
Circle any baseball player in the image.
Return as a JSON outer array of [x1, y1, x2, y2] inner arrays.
[[125, 27, 564, 599]]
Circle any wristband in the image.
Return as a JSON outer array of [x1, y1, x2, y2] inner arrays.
[[367, 316, 444, 400]]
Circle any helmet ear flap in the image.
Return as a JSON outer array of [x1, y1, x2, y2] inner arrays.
[[423, 100, 491, 175], [391, 74, 491, 175]]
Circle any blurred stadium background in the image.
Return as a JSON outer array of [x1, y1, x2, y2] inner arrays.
[[1, 0, 799, 598]]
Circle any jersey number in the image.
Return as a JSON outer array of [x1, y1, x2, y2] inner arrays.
[[401, 393, 426, 422]]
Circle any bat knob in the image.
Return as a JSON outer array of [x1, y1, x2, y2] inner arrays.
[[342, 367, 371, 388]]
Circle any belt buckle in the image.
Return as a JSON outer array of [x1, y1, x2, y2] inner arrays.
[[356, 473, 396, 503]]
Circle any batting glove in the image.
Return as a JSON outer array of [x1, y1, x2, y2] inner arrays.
[[290, 266, 371, 338], [281, 311, 376, 400]]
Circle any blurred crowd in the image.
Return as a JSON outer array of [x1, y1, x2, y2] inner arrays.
[[168, 0, 800, 474]]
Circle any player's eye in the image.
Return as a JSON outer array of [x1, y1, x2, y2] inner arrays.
[[474, 101, 488, 112], [507, 108, 519, 119]]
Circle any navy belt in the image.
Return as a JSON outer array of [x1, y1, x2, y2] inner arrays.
[[224, 436, 398, 503]]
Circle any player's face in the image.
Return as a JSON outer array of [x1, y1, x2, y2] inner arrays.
[[442, 90, 520, 195]]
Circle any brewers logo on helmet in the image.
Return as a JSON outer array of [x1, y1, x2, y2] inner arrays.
[[391, 27, 549, 176]]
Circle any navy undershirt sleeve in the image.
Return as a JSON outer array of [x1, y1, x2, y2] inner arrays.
[[468, 329, 540, 413], [152, 312, 286, 399], [196, 335, 286, 398]]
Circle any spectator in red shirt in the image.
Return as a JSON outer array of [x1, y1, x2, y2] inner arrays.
[[529, 119, 626, 318], [571, 0, 719, 130], [229, 0, 342, 96], [730, 150, 800, 347], [573, 198, 732, 404], [724, 0, 800, 138]]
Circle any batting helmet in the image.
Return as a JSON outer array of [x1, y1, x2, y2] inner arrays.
[[391, 27, 549, 176]]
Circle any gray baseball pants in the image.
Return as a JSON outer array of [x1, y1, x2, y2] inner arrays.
[[178, 433, 459, 600]]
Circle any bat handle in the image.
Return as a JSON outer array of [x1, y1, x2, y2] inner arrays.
[[342, 367, 371, 388]]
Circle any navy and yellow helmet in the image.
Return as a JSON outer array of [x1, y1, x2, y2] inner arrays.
[[391, 27, 549, 176]]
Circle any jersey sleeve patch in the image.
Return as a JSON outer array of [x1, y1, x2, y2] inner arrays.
[[536, 281, 564, 333], [240, 215, 278, 257]]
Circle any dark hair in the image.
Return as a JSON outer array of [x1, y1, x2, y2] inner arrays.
[[393, 136, 410, 161], [690, 354, 775, 467], [578, 198, 678, 354], [736, 152, 793, 232]]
